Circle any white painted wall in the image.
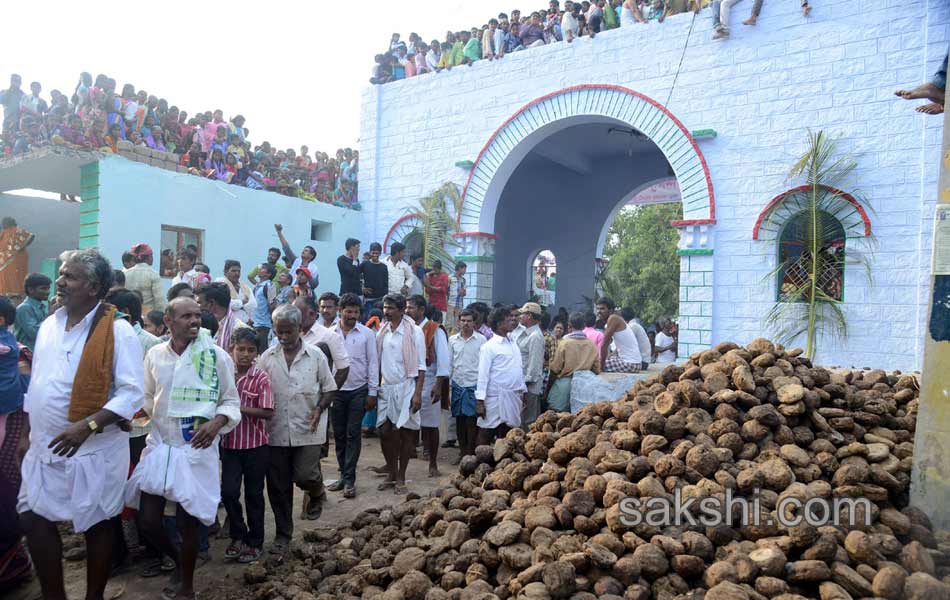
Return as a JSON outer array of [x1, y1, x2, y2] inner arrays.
[[360, 0, 949, 370], [96, 157, 362, 296]]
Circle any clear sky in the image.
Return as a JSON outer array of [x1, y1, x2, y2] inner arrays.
[[0, 0, 518, 153]]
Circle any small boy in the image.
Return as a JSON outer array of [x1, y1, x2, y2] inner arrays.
[[222, 327, 274, 563], [252, 264, 277, 353], [14, 272, 51, 351]]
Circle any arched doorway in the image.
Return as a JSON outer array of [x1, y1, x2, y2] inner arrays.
[[453, 85, 717, 357], [528, 250, 557, 308]]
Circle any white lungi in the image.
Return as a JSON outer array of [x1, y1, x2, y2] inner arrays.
[[124, 431, 223, 526], [420, 373, 441, 429], [477, 390, 524, 430], [377, 379, 420, 430], [18, 435, 130, 533]]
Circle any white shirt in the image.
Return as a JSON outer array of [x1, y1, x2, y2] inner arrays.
[[449, 330, 485, 388], [612, 324, 642, 364], [172, 268, 201, 288], [302, 322, 350, 370], [562, 13, 580, 39], [475, 334, 526, 401], [385, 257, 417, 295], [24, 304, 145, 455], [421, 319, 451, 380], [628, 320, 652, 364], [143, 340, 241, 447], [334, 321, 379, 395], [379, 319, 426, 386], [426, 50, 441, 70], [655, 331, 676, 363], [510, 323, 545, 394]]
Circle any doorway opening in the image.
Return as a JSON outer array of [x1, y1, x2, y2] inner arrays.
[[529, 250, 557, 308]]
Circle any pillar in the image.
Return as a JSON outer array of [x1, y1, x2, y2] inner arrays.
[[675, 223, 715, 358], [453, 232, 497, 306]]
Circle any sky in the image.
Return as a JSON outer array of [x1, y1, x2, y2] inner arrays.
[[1, 0, 519, 153]]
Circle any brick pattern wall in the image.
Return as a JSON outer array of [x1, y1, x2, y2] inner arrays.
[[361, 0, 949, 370]]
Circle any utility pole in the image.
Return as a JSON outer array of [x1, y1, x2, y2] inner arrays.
[[911, 105, 950, 531]]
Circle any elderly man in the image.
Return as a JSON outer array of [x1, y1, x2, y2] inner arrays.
[[476, 306, 525, 446], [509, 302, 545, 428], [126, 297, 241, 600], [259, 305, 337, 555], [17, 249, 144, 600], [124, 242, 165, 311], [376, 294, 426, 495], [292, 295, 349, 388]]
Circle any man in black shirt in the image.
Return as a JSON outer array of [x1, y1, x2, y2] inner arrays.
[[360, 242, 389, 315], [338, 238, 363, 296]]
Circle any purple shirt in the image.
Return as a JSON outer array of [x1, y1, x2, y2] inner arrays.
[[519, 23, 544, 46]]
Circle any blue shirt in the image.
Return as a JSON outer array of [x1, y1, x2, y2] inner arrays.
[[14, 296, 46, 351], [0, 327, 26, 414], [253, 281, 274, 329]]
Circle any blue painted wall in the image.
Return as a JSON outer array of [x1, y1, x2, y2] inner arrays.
[[95, 156, 362, 295]]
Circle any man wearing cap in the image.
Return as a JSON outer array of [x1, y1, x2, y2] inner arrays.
[[124, 243, 165, 311], [509, 302, 545, 428]]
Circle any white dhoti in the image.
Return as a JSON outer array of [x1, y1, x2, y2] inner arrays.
[[477, 390, 523, 430], [124, 431, 222, 526], [377, 378, 420, 431], [419, 370, 441, 429], [18, 434, 130, 533]]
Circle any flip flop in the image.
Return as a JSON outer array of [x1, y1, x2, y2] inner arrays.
[[377, 480, 395, 490]]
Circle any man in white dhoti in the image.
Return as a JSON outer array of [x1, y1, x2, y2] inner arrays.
[[476, 305, 526, 446], [376, 293, 426, 495], [407, 295, 450, 477], [125, 297, 241, 600], [17, 249, 144, 600]]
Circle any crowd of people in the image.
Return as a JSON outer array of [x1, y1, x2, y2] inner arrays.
[[0, 231, 678, 596], [371, 0, 813, 83], [0, 73, 359, 208]]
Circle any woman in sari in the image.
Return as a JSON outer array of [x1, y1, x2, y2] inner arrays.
[[0, 218, 33, 296]]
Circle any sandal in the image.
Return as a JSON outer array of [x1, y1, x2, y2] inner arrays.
[[377, 480, 395, 491], [238, 546, 263, 564], [140, 558, 163, 578], [224, 541, 243, 560], [343, 486, 356, 499], [394, 483, 409, 495], [160, 557, 176, 572]]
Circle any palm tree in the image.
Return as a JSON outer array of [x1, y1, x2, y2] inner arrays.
[[763, 130, 874, 359], [405, 182, 463, 269]]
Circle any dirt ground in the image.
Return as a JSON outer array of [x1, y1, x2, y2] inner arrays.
[[7, 435, 457, 600]]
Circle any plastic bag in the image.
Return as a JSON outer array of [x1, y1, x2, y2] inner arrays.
[[570, 370, 639, 414]]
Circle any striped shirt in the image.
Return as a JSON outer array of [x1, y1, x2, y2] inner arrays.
[[221, 365, 274, 450]]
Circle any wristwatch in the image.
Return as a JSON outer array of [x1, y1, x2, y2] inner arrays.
[[86, 419, 99, 433]]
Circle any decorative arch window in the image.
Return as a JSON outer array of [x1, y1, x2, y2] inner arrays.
[[777, 211, 845, 302], [752, 185, 872, 303]]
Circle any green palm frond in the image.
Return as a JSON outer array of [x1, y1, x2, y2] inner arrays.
[[762, 130, 874, 359], [406, 182, 463, 270]]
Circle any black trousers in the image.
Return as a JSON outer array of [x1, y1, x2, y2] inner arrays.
[[221, 445, 269, 549], [330, 386, 367, 486]]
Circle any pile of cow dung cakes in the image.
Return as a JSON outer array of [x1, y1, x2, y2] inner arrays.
[[244, 339, 950, 600]]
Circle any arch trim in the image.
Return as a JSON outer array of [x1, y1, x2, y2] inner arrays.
[[458, 84, 716, 231], [752, 185, 871, 241]]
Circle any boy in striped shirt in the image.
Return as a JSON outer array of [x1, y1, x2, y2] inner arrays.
[[221, 327, 274, 563]]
